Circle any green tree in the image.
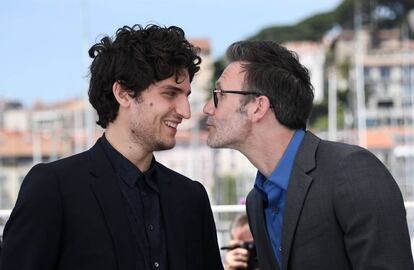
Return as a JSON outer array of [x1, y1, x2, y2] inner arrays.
[[249, 0, 414, 43], [212, 174, 237, 205]]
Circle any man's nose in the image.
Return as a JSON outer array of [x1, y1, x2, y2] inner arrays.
[[203, 99, 215, 115], [177, 97, 191, 119]]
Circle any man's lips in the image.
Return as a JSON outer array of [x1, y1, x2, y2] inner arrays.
[[206, 118, 215, 127], [164, 120, 180, 129]]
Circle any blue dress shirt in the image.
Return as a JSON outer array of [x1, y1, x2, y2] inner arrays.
[[254, 129, 305, 267]]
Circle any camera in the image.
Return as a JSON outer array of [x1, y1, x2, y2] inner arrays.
[[222, 241, 258, 270], [239, 241, 258, 270]]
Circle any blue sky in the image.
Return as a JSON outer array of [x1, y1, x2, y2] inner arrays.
[[0, 0, 341, 105]]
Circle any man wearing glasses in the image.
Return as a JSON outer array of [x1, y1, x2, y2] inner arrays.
[[203, 40, 413, 270]]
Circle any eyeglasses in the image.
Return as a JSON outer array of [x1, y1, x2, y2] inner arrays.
[[212, 89, 262, 108]]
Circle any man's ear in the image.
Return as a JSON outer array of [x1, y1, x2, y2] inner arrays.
[[112, 81, 132, 108], [251, 96, 272, 123]]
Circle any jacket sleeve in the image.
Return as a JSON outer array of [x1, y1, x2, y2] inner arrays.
[[197, 182, 224, 270], [334, 149, 414, 269], [0, 163, 63, 270]]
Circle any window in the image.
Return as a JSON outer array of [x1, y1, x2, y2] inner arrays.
[[380, 66, 390, 80]]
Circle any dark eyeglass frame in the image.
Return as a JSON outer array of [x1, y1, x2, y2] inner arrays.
[[212, 89, 262, 108]]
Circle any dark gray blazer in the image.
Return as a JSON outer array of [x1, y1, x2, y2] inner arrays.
[[0, 140, 223, 270], [247, 131, 413, 270]]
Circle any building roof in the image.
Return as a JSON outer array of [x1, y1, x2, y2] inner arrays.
[[188, 38, 211, 52], [0, 130, 71, 157], [32, 97, 86, 111], [350, 126, 414, 150], [284, 41, 324, 51], [0, 125, 413, 157]]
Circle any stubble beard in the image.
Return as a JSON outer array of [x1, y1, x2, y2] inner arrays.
[[129, 121, 176, 153], [129, 98, 176, 152], [207, 105, 250, 149], [133, 129, 176, 152], [206, 130, 227, 148], [154, 136, 176, 151]]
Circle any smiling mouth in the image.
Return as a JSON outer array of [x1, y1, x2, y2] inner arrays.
[[164, 121, 179, 129]]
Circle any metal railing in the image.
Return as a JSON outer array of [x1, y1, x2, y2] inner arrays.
[[1, 203, 414, 253]]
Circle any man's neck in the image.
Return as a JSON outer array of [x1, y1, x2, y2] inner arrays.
[[105, 126, 153, 172], [240, 127, 295, 178]]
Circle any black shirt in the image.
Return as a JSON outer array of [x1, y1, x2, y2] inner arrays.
[[100, 135, 168, 270]]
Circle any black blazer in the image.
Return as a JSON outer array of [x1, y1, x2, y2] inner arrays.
[[247, 131, 414, 270], [0, 141, 223, 270]]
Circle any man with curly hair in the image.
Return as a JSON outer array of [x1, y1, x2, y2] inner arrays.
[[0, 24, 223, 270]]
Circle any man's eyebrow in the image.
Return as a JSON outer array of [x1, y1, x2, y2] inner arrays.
[[161, 85, 191, 96]]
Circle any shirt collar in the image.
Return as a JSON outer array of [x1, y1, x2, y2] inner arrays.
[[99, 134, 158, 192], [254, 129, 305, 193]]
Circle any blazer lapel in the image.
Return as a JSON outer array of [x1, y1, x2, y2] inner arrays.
[[247, 190, 280, 270], [156, 163, 187, 270], [87, 142, 135, 270], [281, 131, 319, 270]]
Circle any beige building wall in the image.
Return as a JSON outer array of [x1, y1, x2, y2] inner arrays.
[[284, 41, 326, 103]]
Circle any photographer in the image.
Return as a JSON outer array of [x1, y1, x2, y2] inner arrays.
[[224, 214, 258, 270]]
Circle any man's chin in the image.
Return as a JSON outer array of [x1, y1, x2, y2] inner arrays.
[[207, 138, 224, 149], [155, 140, 176, 151]]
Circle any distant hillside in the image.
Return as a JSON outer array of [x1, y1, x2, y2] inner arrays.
[[211, 0, 414, 104], [250, 0, 414, 43]]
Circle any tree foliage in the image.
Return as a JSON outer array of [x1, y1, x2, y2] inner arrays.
[[249, 0, 414, 43], [212, 0, 414, 131]]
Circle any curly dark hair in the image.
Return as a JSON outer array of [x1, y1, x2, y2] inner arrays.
[[88, 24, 201, 128], [226, 40, 314, 130]]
